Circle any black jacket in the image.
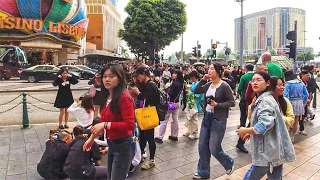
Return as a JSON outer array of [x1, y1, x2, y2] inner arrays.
[[137, 79, 160, 107], [37, 140, 69, 179], [169, 81, 183, 103]]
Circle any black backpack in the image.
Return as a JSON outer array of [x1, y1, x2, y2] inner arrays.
[[157, 90, 169, 121]]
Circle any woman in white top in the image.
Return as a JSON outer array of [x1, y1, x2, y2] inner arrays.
[[68, 95, 94, 128]]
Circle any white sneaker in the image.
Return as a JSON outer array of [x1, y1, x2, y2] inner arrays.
[[141, 153, 148, 163], [183, 132, 191, 137], [188, 134, 199, 139], [299, 130, 307, 135]]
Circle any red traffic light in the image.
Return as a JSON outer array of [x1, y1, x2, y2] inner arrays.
[[212, 44, 217, 49]]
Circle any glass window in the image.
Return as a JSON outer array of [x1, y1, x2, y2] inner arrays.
[[34, 66, 46, 71], [97, 5, 102, 14], [46, 66, 54, 71], [53, 67, 60, 72], [70, 67, 80, 72]]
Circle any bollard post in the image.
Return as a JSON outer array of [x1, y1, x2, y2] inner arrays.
[[22, 92, 30, 129], [313, 92, 317, 109]]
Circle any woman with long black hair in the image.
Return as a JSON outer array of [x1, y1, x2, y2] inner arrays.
[[193, 63, 235, 179], [53, 68, 78, 129], [269, 76, 295, 129], [155, 69, 186, 143], [88, 72, 102, 117], [83, 63, 135, 180], [238, 72, 295, 179]]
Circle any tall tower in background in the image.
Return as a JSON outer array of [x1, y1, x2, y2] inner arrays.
[[234, 7, 306, 55]]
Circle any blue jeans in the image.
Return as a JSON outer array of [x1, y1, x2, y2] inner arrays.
[[107, 137, 135, 180], [244, 164, 283, 180], [197, 112, 234, 177]]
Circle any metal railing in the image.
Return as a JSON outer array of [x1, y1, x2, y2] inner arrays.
[[0, 92, 87, 128]]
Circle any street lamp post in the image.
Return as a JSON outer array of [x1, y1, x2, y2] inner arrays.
[[235, 0, 245, 67]]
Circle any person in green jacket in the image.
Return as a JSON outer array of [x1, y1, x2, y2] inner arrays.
[[236, 64, 254, 153], [262, 52, 284, 79]]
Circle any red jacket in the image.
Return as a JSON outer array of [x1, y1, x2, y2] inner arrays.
[[100, 92, 135, 140]]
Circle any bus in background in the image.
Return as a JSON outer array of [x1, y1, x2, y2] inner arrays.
[[0, 45, 27, 80]]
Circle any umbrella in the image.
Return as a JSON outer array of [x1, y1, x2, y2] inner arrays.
[[193, 62, 206, 66]]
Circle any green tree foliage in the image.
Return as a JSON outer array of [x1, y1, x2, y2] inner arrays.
[[217, 51, 226, 59], [245, 54, 259, 61], [297, 52, 315, 61], [174, 51, 193, 62], [118, 0, 187, 64]]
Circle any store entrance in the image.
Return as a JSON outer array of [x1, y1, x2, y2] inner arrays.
[[26, 52, 53, 65]]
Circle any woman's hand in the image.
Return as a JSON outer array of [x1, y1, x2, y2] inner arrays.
[[91, 122, 105, 135], [242, 134, 250, 141], [202, 74, 210, 81], [237, 127, 248, 137], [83, 137, 94, 151], [210, 100, 217, 107], [129, 87, 140, 96], [100, 148, 109, 155]]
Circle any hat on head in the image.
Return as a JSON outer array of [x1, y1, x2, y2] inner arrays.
[[284, 70, 297, 81], [133, 66, 150, 76]]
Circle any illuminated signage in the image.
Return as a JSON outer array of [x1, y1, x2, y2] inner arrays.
[[0, 17, 85, 38]]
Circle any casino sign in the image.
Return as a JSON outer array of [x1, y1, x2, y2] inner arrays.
[[0, 0, 89, 64]]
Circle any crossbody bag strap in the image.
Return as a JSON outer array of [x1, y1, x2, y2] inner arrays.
[[173, 88, 183, 102]]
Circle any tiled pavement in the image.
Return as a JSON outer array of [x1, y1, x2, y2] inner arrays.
[[2, 110, 320, 180]]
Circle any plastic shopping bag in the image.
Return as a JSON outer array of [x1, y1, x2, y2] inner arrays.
[[132, 141, 141, 166]]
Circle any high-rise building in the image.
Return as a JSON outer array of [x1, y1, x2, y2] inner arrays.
[[85, 0, 122, 54], [234, 7, 306, 55]]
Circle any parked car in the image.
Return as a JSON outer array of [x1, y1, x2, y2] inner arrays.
[[75, 65, 98, 73], [20, 65, 80, 83], [59, 65, 95, 80]]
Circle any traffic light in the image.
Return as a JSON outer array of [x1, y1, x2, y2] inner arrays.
[[198, 44, 201, 49], [161, 54, 164, 61], [212, 50, 217, 58], [285, 30, 297, 59], [198, 50, 201, 57], [192, 47, 197, 57], [212, 44, 217, 49], [154, 51, 159, 61], [286, 42, 296, 59], [286, 31, 296, 41]]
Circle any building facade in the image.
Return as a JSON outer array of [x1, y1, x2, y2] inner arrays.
[[234, 7, 306, 55], [85, 0, 122, 55], [0, 0, 89, 65]]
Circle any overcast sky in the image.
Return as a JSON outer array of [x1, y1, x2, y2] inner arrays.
[[117, 0, 320, 56]]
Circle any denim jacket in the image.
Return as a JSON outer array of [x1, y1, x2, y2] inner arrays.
[[250, 92, 295, 167]]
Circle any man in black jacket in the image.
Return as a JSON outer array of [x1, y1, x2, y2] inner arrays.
[[129, 65, 160, 170], [37, 131, 72, 179]]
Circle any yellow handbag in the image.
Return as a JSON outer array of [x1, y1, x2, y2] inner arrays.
[[135, 100, 159, 130]]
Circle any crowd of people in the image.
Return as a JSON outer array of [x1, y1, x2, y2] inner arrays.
[[36, 51, 320, 180]]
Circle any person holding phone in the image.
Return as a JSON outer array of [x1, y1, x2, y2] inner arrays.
[[193, 63, 235, 179], [53, 68, 79, 129], [88, 72, 102, 117]]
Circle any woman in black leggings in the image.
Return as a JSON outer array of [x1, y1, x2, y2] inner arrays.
[[129, 66, 160, 170]]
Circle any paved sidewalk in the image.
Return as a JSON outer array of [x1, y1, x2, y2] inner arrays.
[[1, 110, 320, 180]]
